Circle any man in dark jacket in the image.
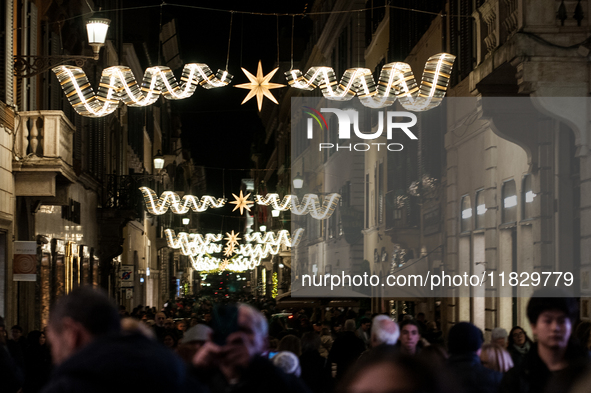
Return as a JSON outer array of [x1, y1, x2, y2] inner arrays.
[[328, 319, 366, 380], [446, 322, 502, 393], [192, 303, 311, 393], [42, 286, 199, 393], [500, 288, 589, 393]]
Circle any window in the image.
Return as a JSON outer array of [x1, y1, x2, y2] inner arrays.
[[461, 195, 472, 232], [502, 180, 517, 223], [522, 174, 535, 220], [475, 189, 486, 229]]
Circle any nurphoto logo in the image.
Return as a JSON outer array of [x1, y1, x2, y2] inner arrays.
[[304, 107, 418, 152]]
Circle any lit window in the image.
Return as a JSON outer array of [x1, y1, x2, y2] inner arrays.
[[502, 180, 517, 223], [461, 195, 472, 232], [504, 195, 517, 208]]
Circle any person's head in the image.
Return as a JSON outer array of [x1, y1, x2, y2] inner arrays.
[[490, 327, 508, 347], [447, 322, 483, 355], [527, 288, 578, 351], [179, 324, 212, 353], [313, 322, 322, 333], [237, 303, 268, 355], [39, 331, 46, 345], [278, 334, 302, 356], [164, 318, 174, 329], [272, 351, 301, 377], [359, 317, 371, 332], [47, 286, 121, 365], [163, 333, 178, 348], [26, 330, 43, 347], [301, 331, 321, 353], [120, 317, 156, 339], [399, 320, 421, 354], [11, 325, 23, 341], [344, 319, 357, 332], [155, 312, 166, 327], [339, 348, 453, 393], [371, 315, 399, 347], [479, 343, 514, 372], [203, 312, 212, 322], [176, 320, 187, 332], [508, 326, 531, 348]]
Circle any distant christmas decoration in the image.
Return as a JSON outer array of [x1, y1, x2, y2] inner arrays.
[[53, 64, 232, 117], [235, 61, 285, 111], [285, 53, 456, 111], [165, 228, 303, 271]]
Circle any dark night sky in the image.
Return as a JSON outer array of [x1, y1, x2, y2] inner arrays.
[[122, 1, 311, 232]]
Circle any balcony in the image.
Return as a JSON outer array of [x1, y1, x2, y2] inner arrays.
[[13, 111, 76, 197]]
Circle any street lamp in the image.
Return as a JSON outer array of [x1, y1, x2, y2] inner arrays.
[[293, 173, 303, 189], [14, 14, 111, 78], [182, 217, 190, 225], [86, 16, 111, 60], [272, 209, 280, 217], [260, 225, 267, 232], [153, 150, 165, 170]]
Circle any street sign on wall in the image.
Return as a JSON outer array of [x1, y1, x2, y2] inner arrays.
[[120, 265, 134, 288]]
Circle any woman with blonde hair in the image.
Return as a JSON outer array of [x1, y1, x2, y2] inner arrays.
[[480, 343, 514, 372]]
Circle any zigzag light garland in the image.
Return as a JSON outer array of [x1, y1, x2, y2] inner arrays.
[[52, 64, 232, 117], [165, 228, 304, 271], [256, 193, 341, 219], [140, 187, 226, 214], [140, 188, 340, 219], [285, 53, 455, 111]]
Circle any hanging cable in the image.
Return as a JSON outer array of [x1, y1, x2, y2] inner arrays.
[[290, 15, 295, 70], [225, 12, 234, 71], [276, 14, 280, 65]]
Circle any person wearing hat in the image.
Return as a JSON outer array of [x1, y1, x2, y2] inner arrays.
[[177, 324, 212, 365], [446, 322, 503, 393], [490, 327, 508, 348]]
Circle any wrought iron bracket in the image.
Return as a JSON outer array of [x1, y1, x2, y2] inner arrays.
[[13, 55, 95, 78]]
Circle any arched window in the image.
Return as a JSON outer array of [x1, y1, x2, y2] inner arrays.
[[522, 174, 536, 220], [461, 195, 472, 232], [502, 180, 517, 223], [475, 189, 486, 229]]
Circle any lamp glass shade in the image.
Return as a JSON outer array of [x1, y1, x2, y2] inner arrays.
[[182, 217, 190, 225], [272, 209, 280, 217], [153, 150, 165, 170], [86, 18, 110, 44], [259, 225, 267, 232], [293, 173, 303, 189]]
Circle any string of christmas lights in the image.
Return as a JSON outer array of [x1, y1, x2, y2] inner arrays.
[[53, 64, 232, 117], [140, 187, 227, 215], [285, 53, 456, 111]]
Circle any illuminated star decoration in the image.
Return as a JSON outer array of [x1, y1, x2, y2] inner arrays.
[[235, 60, 285, 111], [219, 258, 230, 271], [224, 230, 241, 256], [230, 191, 254, 214], [224, 230, 241, 247]]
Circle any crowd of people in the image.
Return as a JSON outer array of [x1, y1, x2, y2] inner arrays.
[[1, 286, 590, 393]]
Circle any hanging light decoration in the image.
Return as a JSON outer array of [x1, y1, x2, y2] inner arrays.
[[255, 193, 341, 219], [285, 53, 455, 111], [140, 187, 226, 214], [53, 63, 233, 117]]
